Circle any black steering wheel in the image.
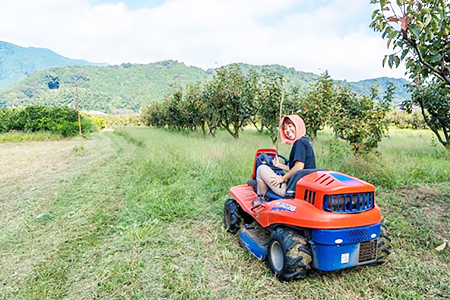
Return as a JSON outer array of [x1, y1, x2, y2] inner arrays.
[[259, 152, 289, 169]]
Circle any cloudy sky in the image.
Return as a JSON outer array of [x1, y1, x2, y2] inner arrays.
[[0, 0, 407, 81]]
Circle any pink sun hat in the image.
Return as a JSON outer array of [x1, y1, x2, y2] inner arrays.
[[279, 115, 306, 145]]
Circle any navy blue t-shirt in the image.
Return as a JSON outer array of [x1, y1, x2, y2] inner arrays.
[[288, 137, 316, 170]]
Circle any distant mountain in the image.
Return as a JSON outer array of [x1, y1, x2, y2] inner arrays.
[[0, 41, 106, 90], [0, 57, 411, 113], [342, 77, 410, 103], [0, 60, 209, 113]]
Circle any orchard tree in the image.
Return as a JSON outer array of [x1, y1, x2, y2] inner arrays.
[[208, 65, 254, 139], [246, 69, 265, 133], [253, 68, 285, 143], [182, 83, 206, 133], [406, 80, 450, 149], [202, 79, 222, 137], [296, 71, 334, 141], [330, 84, 392, 154], [164, 88, 185, 130], [141, 102, 160, 127]]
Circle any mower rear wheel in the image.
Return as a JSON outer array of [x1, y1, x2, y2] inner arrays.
[[267, 228, 312, 281], [376, 223, 391, 263], [224, 199, 242, 234]]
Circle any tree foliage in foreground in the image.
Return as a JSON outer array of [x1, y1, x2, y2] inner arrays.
[[370, 0, 450, 150], [370, 0, 450, 85]]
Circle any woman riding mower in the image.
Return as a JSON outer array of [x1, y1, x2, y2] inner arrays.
[[256, 114, 316, 198]]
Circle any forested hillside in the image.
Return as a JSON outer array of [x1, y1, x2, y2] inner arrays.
[[236, 63, 319, 92], [0, 61, 209, 113], [0, 59, 410, 113], [0, 41, 105, 90]]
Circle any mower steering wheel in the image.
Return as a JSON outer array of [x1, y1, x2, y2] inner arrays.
[[260, 152, 288, 169]]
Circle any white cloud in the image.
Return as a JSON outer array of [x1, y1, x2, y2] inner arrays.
[[0, 0, 407, 81]]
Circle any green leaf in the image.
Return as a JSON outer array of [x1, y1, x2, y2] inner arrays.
[[394, 55, 401, 68], [416, 21, 424, 31], [424, 14, 432, 27], [388, 29, 399, 39], [388, 54, 394, 68], [372, 9, 380, 19], [382, 55, 388, 67], [401, 49, 409, 60], [410, 24, 421, 39], [430, 53, 442, 63], [427, 29, 435, 40], [421, 8, 430, 15]]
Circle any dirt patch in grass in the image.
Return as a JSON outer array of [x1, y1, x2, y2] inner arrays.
[[0, 140, 95, 185], [391, 184, 450, 217], [395, 185, 441, 203], [381, 183, 450, 244], [422, 201, 450, 220], [0, 136, 114, 231]]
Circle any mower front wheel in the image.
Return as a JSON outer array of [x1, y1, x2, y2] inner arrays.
[[376, 223, 391, 263], [224, 199, 242, 234], [267, 228, 312, 281]]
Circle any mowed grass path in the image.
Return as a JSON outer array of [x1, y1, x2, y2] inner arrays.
[[0, 128, 449, 299]]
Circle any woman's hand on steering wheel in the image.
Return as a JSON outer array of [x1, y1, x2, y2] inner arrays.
[[273, 156, 279, 167]]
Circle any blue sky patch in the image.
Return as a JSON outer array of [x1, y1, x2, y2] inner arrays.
[[89, 0, 167, 10]]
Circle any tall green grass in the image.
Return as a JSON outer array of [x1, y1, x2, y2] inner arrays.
[[315, 128, 450, 190], [117, 128, 449, 299], [0, 128, 448, 299]]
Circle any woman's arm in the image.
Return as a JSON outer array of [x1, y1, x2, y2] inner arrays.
[[273, 156, 289, 171]]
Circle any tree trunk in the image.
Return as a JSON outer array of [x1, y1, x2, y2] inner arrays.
[[201, 122, 206, 137]]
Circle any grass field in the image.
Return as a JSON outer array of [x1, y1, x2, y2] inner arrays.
[[0, 128, 449, 299]]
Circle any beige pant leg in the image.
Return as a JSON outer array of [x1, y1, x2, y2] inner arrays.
[[256, 165, 286, 197]]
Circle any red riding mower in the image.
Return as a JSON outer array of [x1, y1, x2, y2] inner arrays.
[[224, 148, 391, 281]]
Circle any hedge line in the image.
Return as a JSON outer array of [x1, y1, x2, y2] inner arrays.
[[0, 105, 95, 137]]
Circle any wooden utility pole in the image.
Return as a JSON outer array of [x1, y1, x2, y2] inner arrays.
[[75, 81, 82, 138], [276, 79, 285, 154]]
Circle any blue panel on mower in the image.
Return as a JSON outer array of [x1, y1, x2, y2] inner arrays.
[[239, 226, 268, 261], [310, 223, 381, 271], [265, 190, 284, 201]]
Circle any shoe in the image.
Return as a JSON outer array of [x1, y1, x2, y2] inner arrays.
[[252, 196, 265, 207]]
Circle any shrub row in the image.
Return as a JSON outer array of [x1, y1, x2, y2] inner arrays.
[[0, 105, 95, 137], [88, 114, 144, 130]]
